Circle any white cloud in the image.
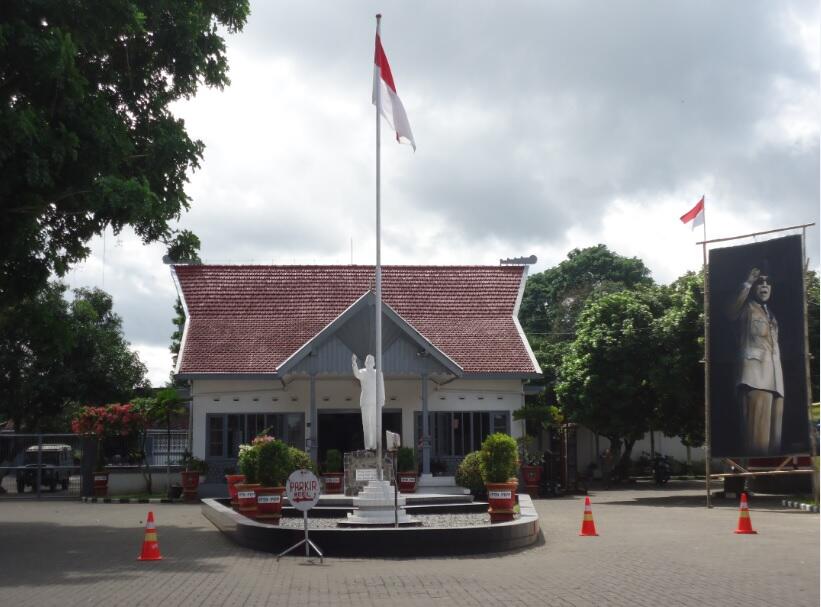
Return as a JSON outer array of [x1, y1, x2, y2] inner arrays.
[[67, 1, 819, 386]]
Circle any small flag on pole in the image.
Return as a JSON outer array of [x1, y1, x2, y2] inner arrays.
[[680, 196, 705, 230], [373, 30, 416, 151]]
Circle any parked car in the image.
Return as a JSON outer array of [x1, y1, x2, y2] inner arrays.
[[16, 444, 73, 493]]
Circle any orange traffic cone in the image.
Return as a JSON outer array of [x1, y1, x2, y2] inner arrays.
[[734, 493, 757, 535], [579, 496, 599, 536], [137, 511, 164, 560]]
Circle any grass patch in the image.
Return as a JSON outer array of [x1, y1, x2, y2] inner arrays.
[[811, 402, 819, 422], [109, 492, 172, 500], [788, 495, 818, 507]]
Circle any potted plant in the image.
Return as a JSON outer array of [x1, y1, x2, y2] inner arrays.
[[455, 451, 486, 499], [224, 467, 246, 509], [517, 435, 544, 498], [254, 437, 292, 524], [396, 446, 418, 493], [322, 449, 344, 494], [479, 432, 520, 523], [180, 451, 208, 502], [235, 440, 262, 518]]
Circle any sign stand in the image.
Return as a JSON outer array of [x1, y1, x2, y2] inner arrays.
[[277, 511, 323, 563], [276, 469, 323, 563]]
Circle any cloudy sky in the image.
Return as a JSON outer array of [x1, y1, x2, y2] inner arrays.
[[65, 1, 820, 386]]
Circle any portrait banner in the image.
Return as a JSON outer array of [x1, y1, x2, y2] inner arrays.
[[709, 234, 810, 458]]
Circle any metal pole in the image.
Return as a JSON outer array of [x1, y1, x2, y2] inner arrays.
[[375, 14, 383, 481], [304, 511, 309, 558], [702, 199, 712, 508], [36, 433, 42, 499], [801, 228, 819, 504]]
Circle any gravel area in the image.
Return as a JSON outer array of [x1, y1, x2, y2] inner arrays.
[[277, 511, 492, 529]]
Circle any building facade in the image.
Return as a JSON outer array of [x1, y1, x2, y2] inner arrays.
[[172, 264, 542, 480]]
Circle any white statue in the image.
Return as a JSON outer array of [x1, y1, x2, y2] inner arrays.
[[351, 354, 385, 451]]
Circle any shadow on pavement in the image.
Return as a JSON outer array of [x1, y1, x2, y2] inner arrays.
[[595, 492, 805, 511], [0, 520, 240, 588]]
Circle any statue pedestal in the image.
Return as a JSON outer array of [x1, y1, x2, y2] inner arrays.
[[339, 480, 420, 526]]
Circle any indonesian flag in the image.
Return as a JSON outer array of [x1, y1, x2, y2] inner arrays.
[[680, 196, 705, 230], [373, 32, 416, 151]]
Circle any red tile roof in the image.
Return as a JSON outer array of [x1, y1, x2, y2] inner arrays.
[[173, 265, 540, 376]]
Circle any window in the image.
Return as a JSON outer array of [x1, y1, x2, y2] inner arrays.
[[415, 410, 510, 458], [206, 412, 306, 459]]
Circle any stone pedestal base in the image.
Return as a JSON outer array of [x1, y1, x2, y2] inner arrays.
[[340, 480, 419, 526]]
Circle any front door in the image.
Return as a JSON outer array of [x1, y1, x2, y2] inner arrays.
[[317, 410, 402, 463]]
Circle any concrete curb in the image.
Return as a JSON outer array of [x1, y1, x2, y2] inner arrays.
[[81, 497, 197, 504], [782, 499, 819, 513]]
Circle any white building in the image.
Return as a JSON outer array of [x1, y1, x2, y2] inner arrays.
[[172, 264, 542, 480]]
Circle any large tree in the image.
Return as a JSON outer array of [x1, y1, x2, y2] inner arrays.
[[519, 245, 654, 411], [0, 1, 249, 305], [555, 288, 663, 474], [0, 284, 148, 430], [649, 271, 705, 447]]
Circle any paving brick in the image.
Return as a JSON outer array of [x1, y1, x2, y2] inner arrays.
[[0, 482, 817, 606]]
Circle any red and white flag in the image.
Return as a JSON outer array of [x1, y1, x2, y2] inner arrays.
[[680, 196, 705, 230], [373, 32, 416, 151]]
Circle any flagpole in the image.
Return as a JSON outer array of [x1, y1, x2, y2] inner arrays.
[[702, 195, 712, 508], [374, 13, 384, 481]]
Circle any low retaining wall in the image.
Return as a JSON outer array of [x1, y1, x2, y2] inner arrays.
[[201, 495, 540, 557]]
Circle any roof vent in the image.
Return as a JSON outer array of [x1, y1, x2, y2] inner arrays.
[[499, 255, 537, 265]]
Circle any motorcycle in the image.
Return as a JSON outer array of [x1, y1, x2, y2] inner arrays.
[[651, 453, 672, 485]]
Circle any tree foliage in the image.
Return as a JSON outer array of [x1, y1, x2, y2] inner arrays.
[[555, 289, 661, 472], [650, 271, 705, 446], [0, 283, 148, 430], [519, 245, 654, 415], [0, 1, 249, 305], [807, 270, 819, 402]]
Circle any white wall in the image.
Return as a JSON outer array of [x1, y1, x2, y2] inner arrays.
[[191, 377, 526, 459], [575, 425, 702, 473]]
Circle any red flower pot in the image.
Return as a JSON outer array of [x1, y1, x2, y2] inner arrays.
[[255, 486, 286, 524], [398, 471, 418, 493], [93, 472, 109, 497], [181, 471, 200, 502], [234, 483, 260, 519], [225, 474, 246, 509], [520, 464, 542, 498], [485, 481, 518, 523], [322, 472, 344, 494]]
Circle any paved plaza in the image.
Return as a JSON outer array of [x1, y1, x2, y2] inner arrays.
[[0, 482, 817, 607]]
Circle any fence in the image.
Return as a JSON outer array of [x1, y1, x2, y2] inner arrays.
[[0, 430, 190, 499], [146, 429, 189, 466]]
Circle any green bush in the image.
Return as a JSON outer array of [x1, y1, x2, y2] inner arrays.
[[455, 451, 485, 495], [238, 444, 260, 484], [324, 449, 343, 473], [257, 439, 292, 487], [397, 446, 416, 472], [479, 433, 519, 483], [288, 446, 317, 475]]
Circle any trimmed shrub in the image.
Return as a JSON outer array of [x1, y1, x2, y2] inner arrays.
[[397, 446, 416, 472], [256, 439, 292, 487], [324, 449, 343, 473], [288, 447, 317, 475], [456, 451, 485, 496], [479, 433, 519, 484], [238, 444, 260, 484]]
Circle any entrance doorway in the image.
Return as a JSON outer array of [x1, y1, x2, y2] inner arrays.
[[317, 410, 402, 463]]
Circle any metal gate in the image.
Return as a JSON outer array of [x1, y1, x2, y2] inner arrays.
[[0, 433, 83, 499]]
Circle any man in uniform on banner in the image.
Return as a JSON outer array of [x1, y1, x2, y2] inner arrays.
[[727, 265, 784, 455]]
